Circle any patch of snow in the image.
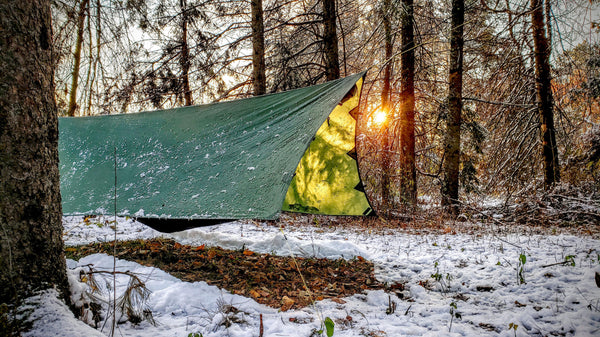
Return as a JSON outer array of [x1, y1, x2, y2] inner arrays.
[[63, 216, 165, 246], [171, 223, 369, 259], [21, 289, 105, 337]]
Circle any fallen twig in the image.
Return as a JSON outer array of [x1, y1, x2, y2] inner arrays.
[[541, 261, 571, 268]]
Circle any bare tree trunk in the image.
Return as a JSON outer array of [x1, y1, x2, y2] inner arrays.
[[84, 7, 92, 115], [0, 0, 69, 304], [336, 7, 348, 76], [442, 0, 464, 214], [323, 0, 340, 81], [67, 0, 90, 116], [380, 0, 394, 217], [381, 0, 393, 113], [531, 0, 560, 188], [86, 0, 101, 115], [544, 0, 551, 51], [251, 0, 266, 95], [180, 0, 193, 106], [398, 0, 416, 208]]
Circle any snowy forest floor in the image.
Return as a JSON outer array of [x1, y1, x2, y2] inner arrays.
[[22, 210, 600, 337]]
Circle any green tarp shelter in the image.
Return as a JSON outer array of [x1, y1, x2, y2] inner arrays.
[[59, 72, 371, 231]]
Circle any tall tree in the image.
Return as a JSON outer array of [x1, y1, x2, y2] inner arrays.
[[66, 0, 90, 116], [531, 0, 560, 188], [323, 0, 340, 81], [251, 0, 267, 95], [398, 0, 416, 207], [381, 0, 394, 113], [180, 0, 193, 106], [442, 0, 465, 213], [0, 0, 69, 305], [380, 0, 395, 217]]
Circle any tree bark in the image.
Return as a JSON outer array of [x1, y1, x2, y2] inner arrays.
[[86, 0, 101, 115], [0, 0, 69, 304], [442, 0, 464, 214], [380, 0, 394, 217], [322, 0, 340, 81], [381, 0, 393, 113], [180, 0, 193, 106], [251, 0, 266, 95], [531, 0, 560, 188], [67, 0, 90, 116], [398, 0, 416, 208]]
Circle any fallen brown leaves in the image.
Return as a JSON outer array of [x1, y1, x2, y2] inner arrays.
[[65, 238, 384, 310]]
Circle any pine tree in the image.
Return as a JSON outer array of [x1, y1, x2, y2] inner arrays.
[[252, 0, 267, 95], [323, 0, 340, 81], [397, 0, 416, 208], [442, 0, 465, 213], [531, 0, 560, 188]]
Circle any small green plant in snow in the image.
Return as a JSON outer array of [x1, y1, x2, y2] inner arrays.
[[448, 301, 462, 332], [564, 255, 576, 267], [431, 261, 452, 294], [517, 253, 526, 285], [312, 317, 335, 337], [324, 317, 335, 337], [431, 261, 442, 282]]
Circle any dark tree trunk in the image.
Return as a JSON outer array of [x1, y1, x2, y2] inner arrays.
[[531, 0, 560, 188], [380, 0, 394, 217], [398, 0, 416, 207], [180, 0, 193, 106], [0, 0, 69, 304], [441, 0, 464, 214], [322, 0, 340, 81], [381, 0, 393, 113], [251, 0, 266, 95], [67, 0, 90, 116], [86, 0, 101, 115]]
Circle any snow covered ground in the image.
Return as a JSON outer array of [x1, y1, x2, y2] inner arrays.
[[25, 216, 600, 336]]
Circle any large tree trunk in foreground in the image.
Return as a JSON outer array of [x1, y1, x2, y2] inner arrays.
[[323, 0, 340, 81], [531, 0, 560, 189], [442, 0, 464, 214], [397, 0, 416, 208], [0, 0, 69, 304], [251, 0, 266, 95]]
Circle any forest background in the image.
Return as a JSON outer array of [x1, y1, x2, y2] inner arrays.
[[52, 0, 600, 217], [1, 1, 600, 334]]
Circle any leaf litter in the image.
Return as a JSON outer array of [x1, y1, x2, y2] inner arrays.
[[65, 238, 386, 311]]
